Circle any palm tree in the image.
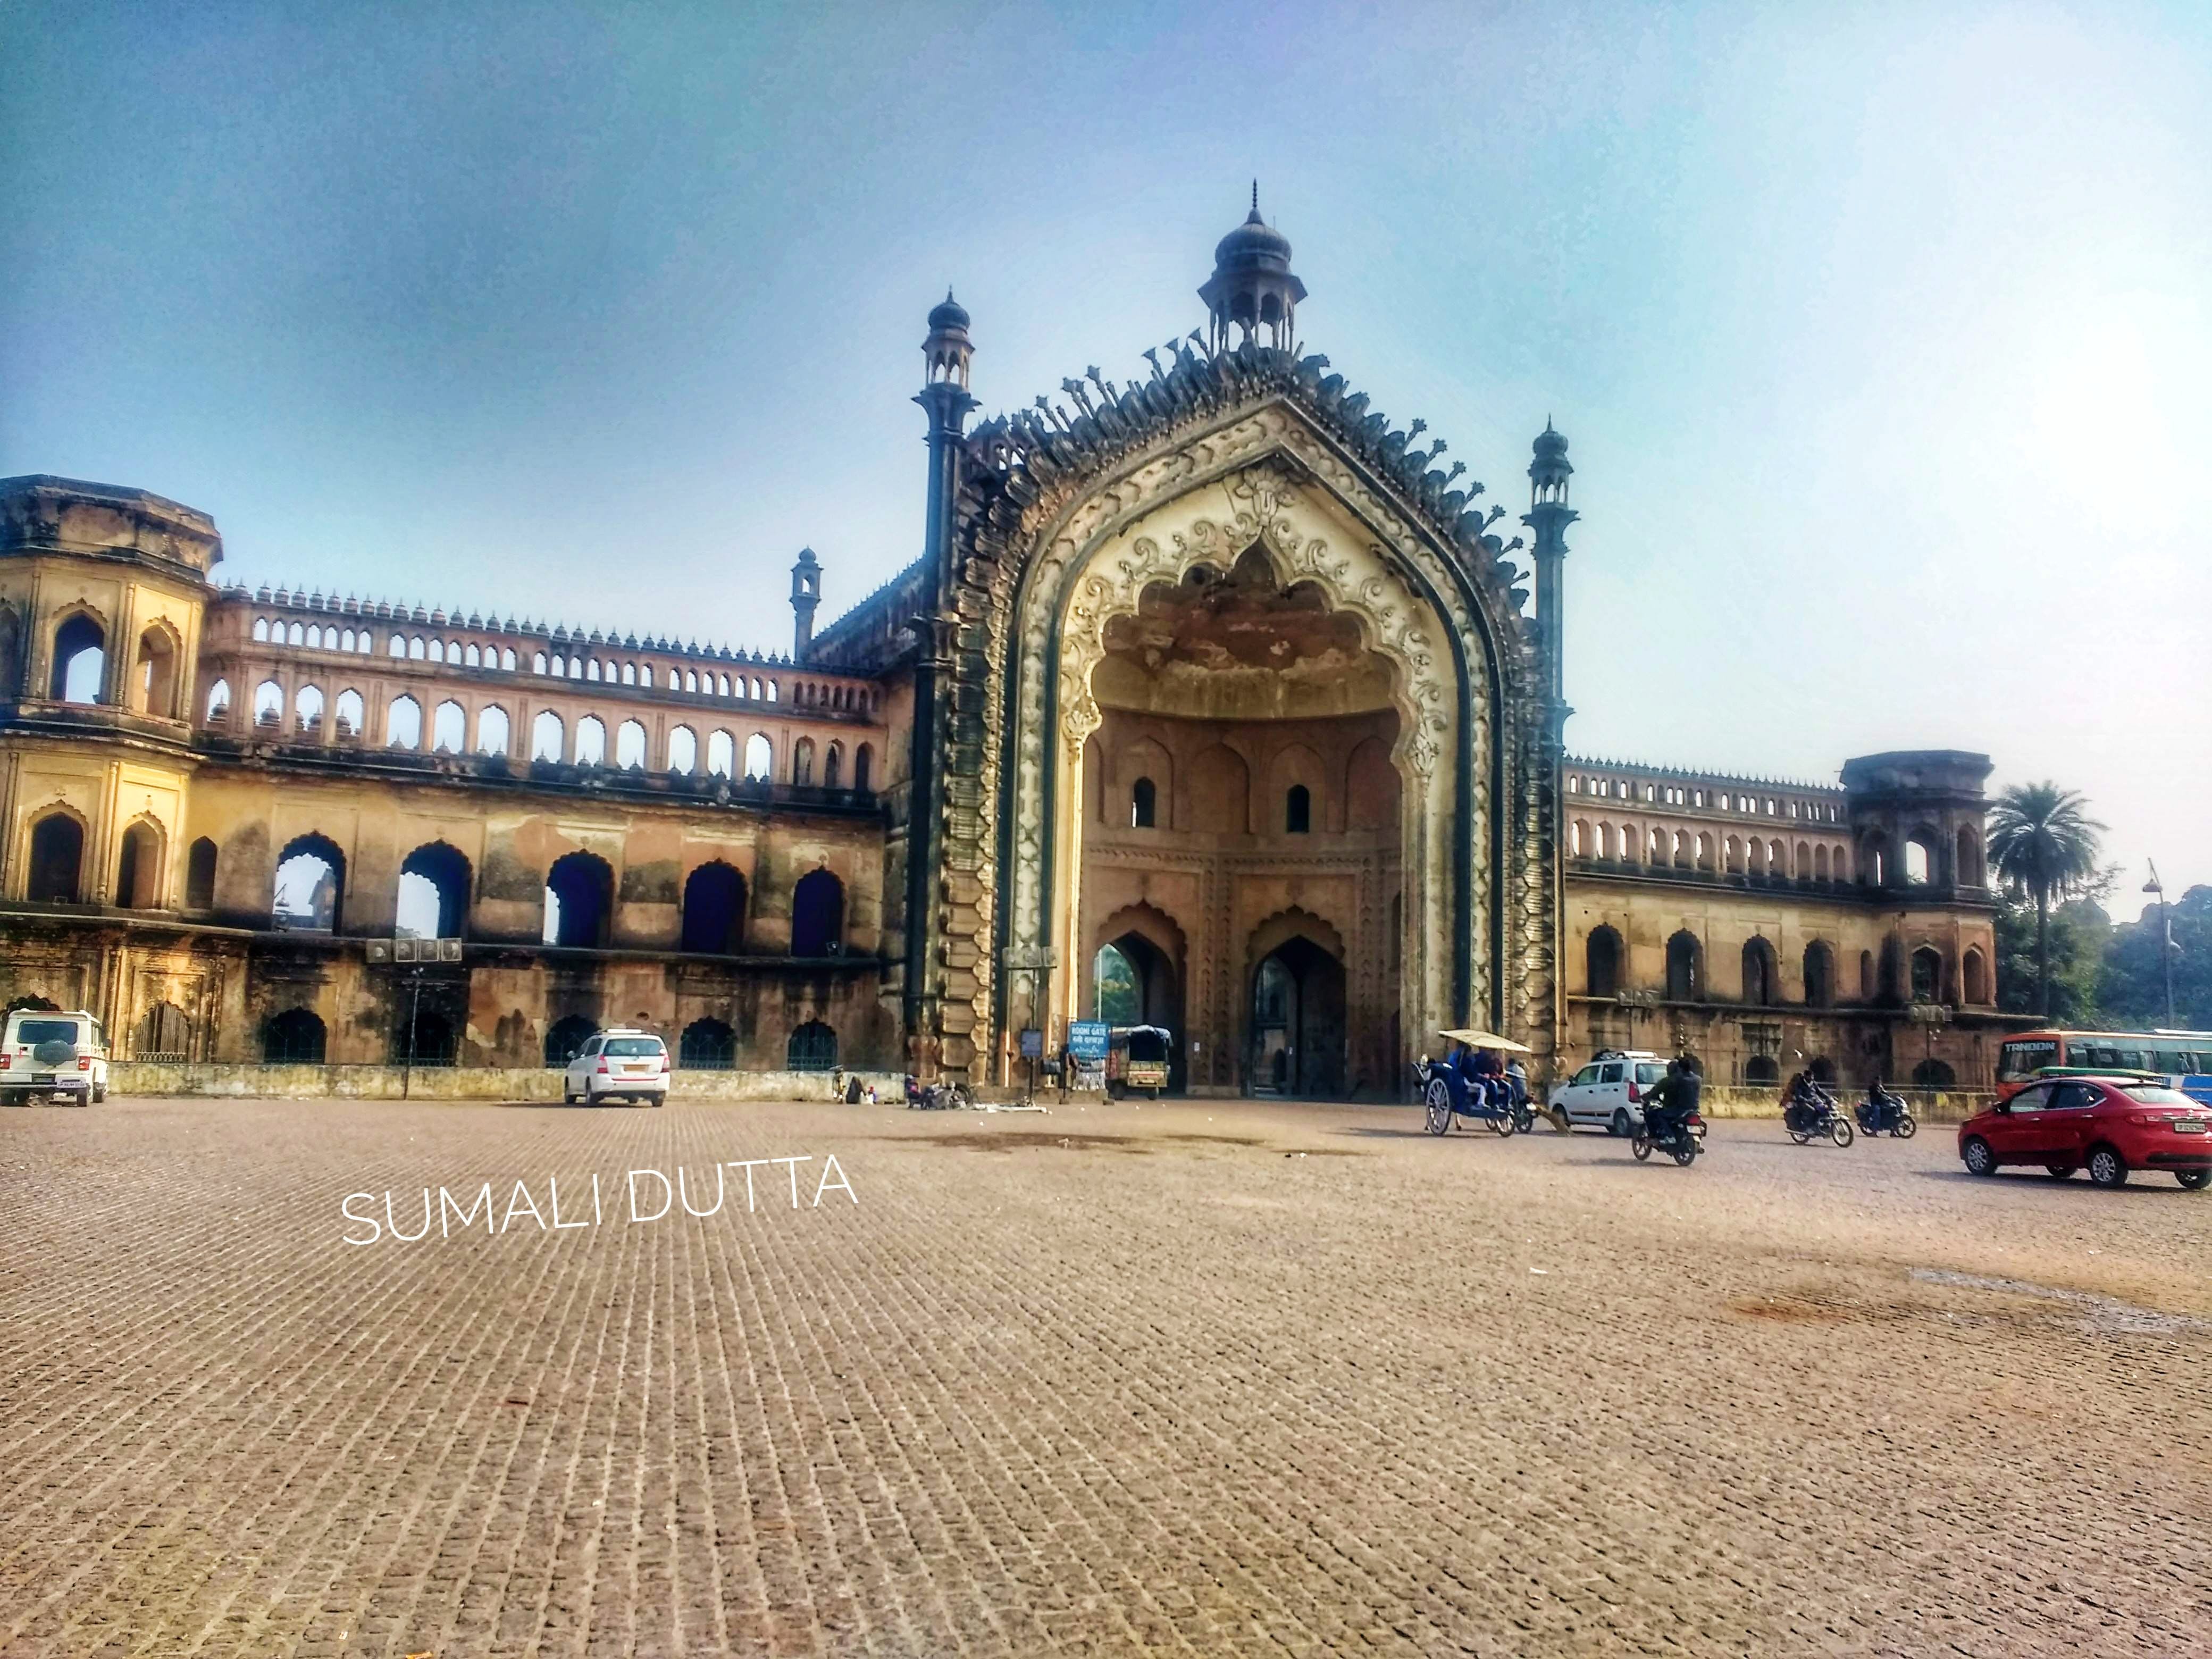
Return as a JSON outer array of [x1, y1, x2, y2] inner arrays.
[[1986, 783, 2106, 1017]]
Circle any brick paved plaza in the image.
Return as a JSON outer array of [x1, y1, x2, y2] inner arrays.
[[3, 1095, 2208, 1658]]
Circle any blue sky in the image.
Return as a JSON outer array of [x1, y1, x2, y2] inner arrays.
[[3, 1, 2206, 897]]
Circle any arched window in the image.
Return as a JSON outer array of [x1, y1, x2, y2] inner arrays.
[[1858, 949, 1875, 999], [389, 634, 407, 658], [340, 629, 356, 652], [1745, 1054, 1780, 1086], [253, 678, 284, 727], [1673, 830, 1691, 867], [464, 643, 480, 668], [1904, 831, 1937, 885], [1912, 1059, 1957, 1088], [1286, 784, 1311, 833], [134, 625, 180, 717], [790, 868, 844, 957], [476, 706, 510, 755], [408, 636, 425, 660], [274, 832, 344, 932], [680, 1018, 737, 1070], [1803, 940, 1835, 1007], [743, 733, 772, 781], [386, 694, 422, 748], [204, 677, 231, 724], [262, 1008, 326, 1063], [1741, 936, 1779, 1006], [683, 669, 698, 693], [708, 730, 735, 778], [1911, 945, 1943, 1003], [27, 812, 84, 902], [252, 617, 271, 642], [334, 689, 364, 736], [394, 1003, 455, 1067], [853, 743, 873, 792], [1962, 946, 1988, 1006], [531, 709, 565, 763], [1957, 827, 1983, 887], [1814, 844, 1830, 881], [620, 662, 635, 685], [823, 742, 842, 790], [1586, 925, 1623, 998], [1131, 776, 1157, 828], [431, 700, 465, 752], [786, 1020, 837, 1072], [1649, 827, 1666, 864], [1665, 930, 1702, 1001], [681, 861, 745, 954], [1767, 838, 1785, 878], [792, 736, 815, 785], [533, 651, 549, 674], [501, 647, 516, 671], [185, 837, 218, 909], [294, 684, 324, 732], [667, 726, 697, 773], [49, 619, 104, 708], [615, 719, 646, 768], [543, 850, 613, 947], [585, 659, 601, 682], [288, 622, 304, 647], [396, 841, 470, 939], [115, 820, 164, 908], [543, 1014, 596, 1067], [575, 716, 606, 766], [1570, 819, 1586, 857]]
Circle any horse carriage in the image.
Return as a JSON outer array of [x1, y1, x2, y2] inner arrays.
[[1413, 1028, 1534, 1136]]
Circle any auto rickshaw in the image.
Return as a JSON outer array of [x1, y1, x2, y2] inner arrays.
[[1105, 1025, 1173, 1098]]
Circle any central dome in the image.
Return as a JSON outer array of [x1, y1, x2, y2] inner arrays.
[[1199, 183, 1307, 353], [1213, 203, 1294, 274]]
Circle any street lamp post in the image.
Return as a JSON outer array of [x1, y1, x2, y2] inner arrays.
[[2143, 861, 2174, 1029]]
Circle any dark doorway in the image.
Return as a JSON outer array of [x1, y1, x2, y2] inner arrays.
[[27, 814, 83, 902], [681, 1017, 738, 1069], [1094, 929, 1184, 1093], [791, 869, 844, 957], [787, 1020, 836, 1071], [544, 1014, 596, 1066], [544, 851, 612, 948], [186, 837, 218, 909], [1586, 926, 1623, 998], [275, 834, 345, 932], [396, 1004, 457, 1066], [681, 862, 745, 954], [1249, 935, 1346, 1097], [136, 1001, 191, 1060], [263, 1007, 326, 1063], [1665, 930, 1702, 1001]]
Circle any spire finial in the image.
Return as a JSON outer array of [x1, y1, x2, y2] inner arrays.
[[1250, 178, 1261, 220]]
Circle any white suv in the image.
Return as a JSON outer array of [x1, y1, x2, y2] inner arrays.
[[2, 1009, 110, 1105], [1548, 1048, 1666, 1136], [562, 1028, 669, 1105]]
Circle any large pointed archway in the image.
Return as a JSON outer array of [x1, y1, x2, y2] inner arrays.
[[912, 337, 1560, 1089]]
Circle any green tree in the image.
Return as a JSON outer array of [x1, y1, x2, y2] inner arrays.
[[2100, 884, 2212, 1030], [1986, 783, 2107, 1018], [1993, 893, 2109, 1025]]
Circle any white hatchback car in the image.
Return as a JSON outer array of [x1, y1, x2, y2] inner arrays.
[[1548, 1049, 1666, 1136], [562, 1028, 669, 1105], [1, 1008, 110, 1105]]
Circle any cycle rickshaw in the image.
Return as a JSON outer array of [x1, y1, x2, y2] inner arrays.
[[1414, 1028, 1534, 1136]]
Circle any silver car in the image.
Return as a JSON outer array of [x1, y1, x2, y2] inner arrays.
[[1547, 1050, 1665, 1136]]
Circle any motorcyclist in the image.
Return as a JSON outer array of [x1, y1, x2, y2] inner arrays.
[[1862, 1075, 1904, 1130], [1641, 1057, 1700, 1145], [1782, 1066, 1822, 1133]]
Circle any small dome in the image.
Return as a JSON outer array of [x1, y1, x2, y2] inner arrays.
[[1213, 202, 1294, 274], [1533, 421, 1569, 460], [927, 288, 970, 333]]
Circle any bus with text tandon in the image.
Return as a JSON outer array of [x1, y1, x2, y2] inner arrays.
[[1996, 1029, 2212, 1108]]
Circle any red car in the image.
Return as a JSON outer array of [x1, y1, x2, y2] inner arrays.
[[1959, 1076, 2212, 1189]]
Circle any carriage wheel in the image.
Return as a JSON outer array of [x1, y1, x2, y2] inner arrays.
[[1489, 1101, 1516, 1136], [1423, 1078, 1452, 1136]]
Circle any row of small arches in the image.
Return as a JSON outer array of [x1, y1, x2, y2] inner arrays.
[[1586, 927, 1990, 1007], [259, 1007, 840, 1071], [1571, 819, 1854, 882], [1568, 772, 1842, 825], [249, 617, 873, 711], [207, 680, 872, 788]]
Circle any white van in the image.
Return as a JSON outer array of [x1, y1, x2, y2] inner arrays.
[[1548, 1048, 1665, 1136], [1, 1009, 110, 1105], [562, 1028, 669, 1105]]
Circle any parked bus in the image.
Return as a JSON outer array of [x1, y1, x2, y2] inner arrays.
[[1996, 1029, 2212, 1107]]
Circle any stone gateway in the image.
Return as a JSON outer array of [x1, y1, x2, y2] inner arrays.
[[0, 199, 2013, 1092]]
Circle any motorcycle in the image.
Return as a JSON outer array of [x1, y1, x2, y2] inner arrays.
[[1631, 1105, 1705, 1167], [1784, 1080, 1855, 1147], [1854, 1090, 1917, 1139]]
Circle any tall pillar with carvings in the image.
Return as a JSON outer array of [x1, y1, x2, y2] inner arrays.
[[1523, 422, 1578, 1070], [904, 292, 978, 1072]]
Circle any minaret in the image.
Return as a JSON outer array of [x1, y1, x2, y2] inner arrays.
[[789, 547, 821, 660], [1522, 420, 1577, 736], [1199, 183, 1307, 353], [903, 291, 978, 1071]]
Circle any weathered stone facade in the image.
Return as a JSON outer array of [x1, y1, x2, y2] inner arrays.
[[0, 205, 2017, 1091]]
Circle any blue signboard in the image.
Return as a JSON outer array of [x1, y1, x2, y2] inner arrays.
[[1066, 1020, 1110, 1061]]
